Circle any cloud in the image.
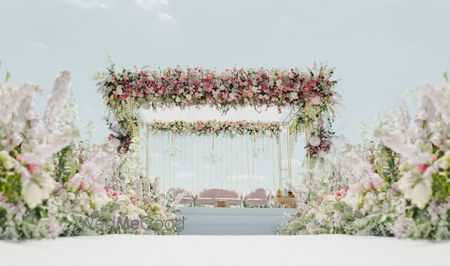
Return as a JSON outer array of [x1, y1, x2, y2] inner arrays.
[[134, 0, 173, 21], [227, 174, 266, 180], [64, 0, 110, 9], [134, 0, 168, 10], [157, 11, 173, 21]]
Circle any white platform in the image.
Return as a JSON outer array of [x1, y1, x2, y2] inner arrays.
[[177, 207, 296, 235], [1, 234, 448, 266]]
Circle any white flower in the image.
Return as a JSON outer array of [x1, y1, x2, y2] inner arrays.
[[317, 150, 328, 157], [92, 191, 110, 210], [416, 110, 428, 120], [309, 135, 321, 147], [25, 110, 38, 121], [311, 96, 322, 105], [21, 181, 43, 209], [289, 92, 298, 100], [43, 70, 71, 132], [410, 181, 432, 209], [115, 85, 123, 95], [344, 192, 362, 211]]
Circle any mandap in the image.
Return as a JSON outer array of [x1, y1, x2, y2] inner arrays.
[[97, 63, 340, 204]]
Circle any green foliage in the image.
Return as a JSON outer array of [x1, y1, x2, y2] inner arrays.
[[0, 164, 22, 203], [432, 171, 450, 203], [54, 145, 78, 183], [375, 145, 399, 183]]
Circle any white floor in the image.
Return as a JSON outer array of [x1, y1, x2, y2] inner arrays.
[[177, 207, 297, 235], [1, 235, 448, 266]]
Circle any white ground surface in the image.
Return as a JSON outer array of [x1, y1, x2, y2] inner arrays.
[[1, 235, 448, 266]]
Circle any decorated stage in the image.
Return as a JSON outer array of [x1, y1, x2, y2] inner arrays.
[[177, 207, 297, 235]]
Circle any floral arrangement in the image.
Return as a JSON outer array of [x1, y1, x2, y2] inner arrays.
[[96, 63, 339, 152], [0, 72, 176, 240], [147, 120, 282, 137], [282, 78, 450, 240], [305, 122, 334, 158]]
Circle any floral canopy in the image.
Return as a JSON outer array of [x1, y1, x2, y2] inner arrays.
[[97, 63, 339, 157]]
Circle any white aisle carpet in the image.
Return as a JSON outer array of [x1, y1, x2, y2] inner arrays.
[[0, 235, 448, 266]]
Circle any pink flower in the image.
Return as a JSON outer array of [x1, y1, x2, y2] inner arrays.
[[108, 134, 114, 141], [334, 191, 342, 199], [430, 154, 438, 162], [78, 180, 87, 191], [416, 163, 427, 173], [371, 179, 383, 190], [26, 163, 38, 173], [16, 154, 24, 163], [221, 92, 229, 100], [131, 197, 139, 205]]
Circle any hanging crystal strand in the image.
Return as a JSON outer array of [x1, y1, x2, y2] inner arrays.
[[209, 134, 212, 188], [204, 135, 207, 190], [196, 135, 199, 194], [170, 133, 173, 190], [171, 132, 175, 189], [202, 135, 205, 191], [244, 135, 248, 193], [158, 132, 163, 192], [160, 132, 164, 192], [286, 128, 291, 184], [179, 134, 183, 164], [253, 133, 257, 182], [168, 132, 171, 191], [145, 125, 151, 180], [264, 133, 268, 160], [255, 134, 258, 184], [160, 132, 163, 190], [200, 135, 203, 190], [182, 134, 186, 164], [227, 135, 230, 189], [272, 135, 276, 193], [277, 133, 282, 193], [164, 132, 169, 192], [191, 135, 194, 193], [222, 136, 224, 189], [219, 136, 223, 189]]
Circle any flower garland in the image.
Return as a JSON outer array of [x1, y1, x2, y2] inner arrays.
[[96, 63, 339, 152], [147, 120, 282, 137]]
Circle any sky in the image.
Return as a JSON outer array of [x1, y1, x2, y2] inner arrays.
[[1, 0, 449, 192]]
